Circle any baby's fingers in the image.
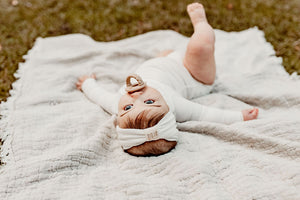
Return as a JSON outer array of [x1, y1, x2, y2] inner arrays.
[[76, 81, 82, 90], [79, 74, 96, 82], [242, 108, 259, 121], [253, 108, 259, 115], [249, 108, 259, 119], [79, 75, 89, 82]]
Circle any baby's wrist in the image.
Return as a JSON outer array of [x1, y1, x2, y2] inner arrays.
[[81, 78, 96, 92], [242, 111, 246, 121]]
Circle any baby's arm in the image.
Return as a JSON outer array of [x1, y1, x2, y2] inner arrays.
[[76, 75, 118, 114], [174, 96, 258, 124]]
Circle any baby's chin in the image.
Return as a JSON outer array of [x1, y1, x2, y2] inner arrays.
[[117, 116, 127, 128]]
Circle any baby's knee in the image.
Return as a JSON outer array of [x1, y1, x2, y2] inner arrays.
[[202, 73, 215, 85]]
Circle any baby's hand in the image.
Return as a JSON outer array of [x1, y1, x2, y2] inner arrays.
[[76, 74, 96, 91], [242, 108, 259, 121]]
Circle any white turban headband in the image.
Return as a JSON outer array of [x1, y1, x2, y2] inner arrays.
[[117, 111, 179, 150], [117, 76, 179, 150]]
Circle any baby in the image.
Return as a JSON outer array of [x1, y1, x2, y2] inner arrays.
[[76, 3, 259, 156]]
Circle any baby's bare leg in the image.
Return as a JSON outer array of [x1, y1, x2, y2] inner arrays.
[[184, 3, 216, 85]]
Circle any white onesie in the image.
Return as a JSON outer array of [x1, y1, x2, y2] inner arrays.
[[82, 51, 244, 149], [82, 51, 243, 124]]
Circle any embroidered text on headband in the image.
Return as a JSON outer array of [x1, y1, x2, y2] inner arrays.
[[117, 111, 179, 150]]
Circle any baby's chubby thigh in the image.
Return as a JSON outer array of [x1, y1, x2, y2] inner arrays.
[[166, 51, 213, 99]]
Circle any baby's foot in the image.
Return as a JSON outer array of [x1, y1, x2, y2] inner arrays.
[[187, 3, 207, 26], [242, 108, 259, 121]]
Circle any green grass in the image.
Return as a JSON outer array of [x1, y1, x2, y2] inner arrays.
[[0, 0, 299, 162]]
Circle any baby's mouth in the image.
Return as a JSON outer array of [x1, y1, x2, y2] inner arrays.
[[127, 87, 145, 95], [129, 90, 140, 94]]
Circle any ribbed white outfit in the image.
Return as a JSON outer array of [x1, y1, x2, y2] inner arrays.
[[82, 52, 243, 149]]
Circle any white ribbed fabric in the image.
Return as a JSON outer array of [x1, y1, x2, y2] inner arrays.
[[0, 29, 299, 200], [117, 111, 179, 150]]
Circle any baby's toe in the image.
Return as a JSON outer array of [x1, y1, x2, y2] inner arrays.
[[188, 3, 203, 11]]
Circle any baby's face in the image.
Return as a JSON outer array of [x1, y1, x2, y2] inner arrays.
[[118, 86, 169, 128]]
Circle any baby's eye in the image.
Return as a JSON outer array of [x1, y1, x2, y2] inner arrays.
[[124, 104, 133, 111], [144, 99, 155, 104]]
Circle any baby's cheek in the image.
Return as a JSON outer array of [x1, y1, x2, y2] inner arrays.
[[117, 116, 126, 128]]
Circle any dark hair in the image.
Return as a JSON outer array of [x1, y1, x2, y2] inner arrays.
[[122, 109, 177, 156]]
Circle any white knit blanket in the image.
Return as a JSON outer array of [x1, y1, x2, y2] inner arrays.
[[0, 28, 300, 200]]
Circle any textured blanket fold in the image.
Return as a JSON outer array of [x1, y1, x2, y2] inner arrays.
[[0, 28, 299, 200]]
